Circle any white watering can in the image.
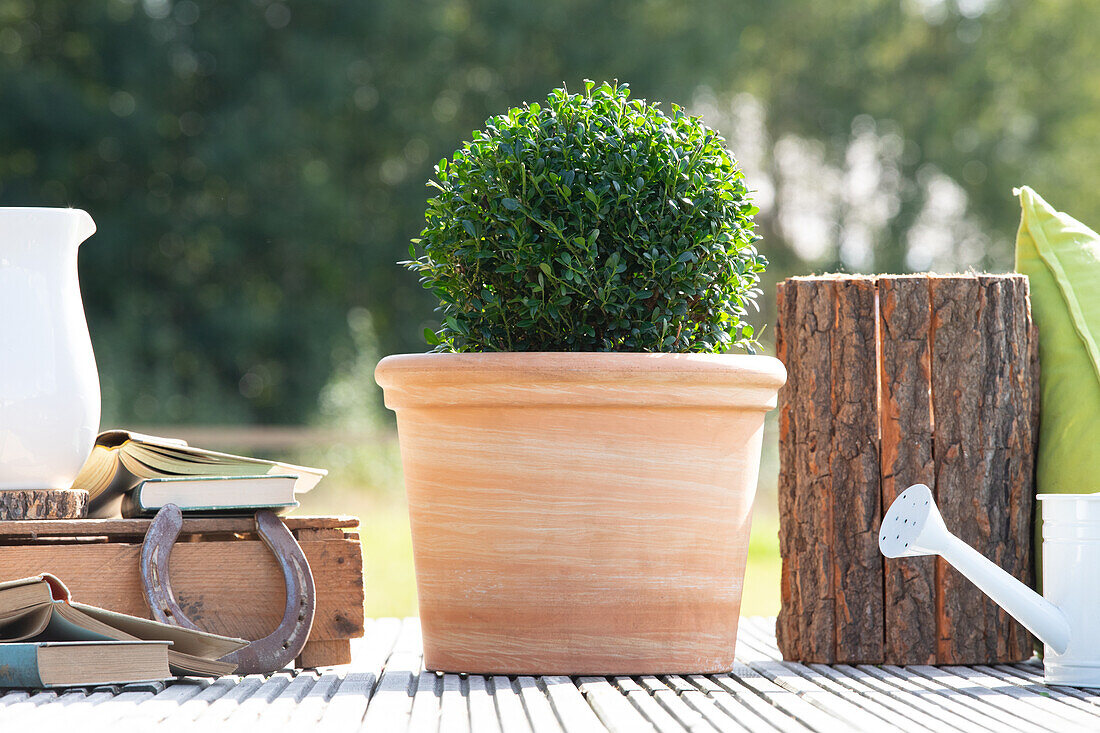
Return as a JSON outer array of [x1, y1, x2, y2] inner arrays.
[[880, 484, 1100, 686]]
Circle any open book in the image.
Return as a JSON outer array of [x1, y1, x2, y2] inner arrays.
[[72, 429, 326, 518], [0, 574, 247, 677]]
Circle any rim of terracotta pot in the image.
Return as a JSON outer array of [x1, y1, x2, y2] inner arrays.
[[375, 351, 786, 409]]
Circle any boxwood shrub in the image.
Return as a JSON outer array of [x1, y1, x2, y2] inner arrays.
[[406, 80, 766, 352]]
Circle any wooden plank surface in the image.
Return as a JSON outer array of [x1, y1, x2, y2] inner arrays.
[[0, 538, 364, 646], [0, 514, 358, 540], [3, 616, 1096, 731]]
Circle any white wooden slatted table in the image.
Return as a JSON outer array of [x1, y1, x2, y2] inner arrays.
[[3, 616, 1098, 731]]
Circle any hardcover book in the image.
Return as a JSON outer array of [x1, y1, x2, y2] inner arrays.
[[0, 641, 171, 688], [120, 475, 299, 517]]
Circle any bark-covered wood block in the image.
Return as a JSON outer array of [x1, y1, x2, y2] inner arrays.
[[0, 489, 88, 520], [776, 273, 1038, 665]]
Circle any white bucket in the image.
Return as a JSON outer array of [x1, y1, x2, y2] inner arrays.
[[1039, 494, 1100, 685]]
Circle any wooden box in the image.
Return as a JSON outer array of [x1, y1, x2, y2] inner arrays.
[[0, 515, 365, 668], [776, 274, 1038, 665]]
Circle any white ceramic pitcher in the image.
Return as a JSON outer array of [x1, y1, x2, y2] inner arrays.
[[0, 208, 100, 490], [881, 484, 1100, 687]]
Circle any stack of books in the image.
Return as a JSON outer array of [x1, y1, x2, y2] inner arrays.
[[72, 430, 327, 518], [0, 574, 247, 688], [0, 432, 330, 687]]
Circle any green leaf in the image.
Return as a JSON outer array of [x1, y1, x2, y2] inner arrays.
[[423, 328, 440, 345], [502, 198, 520, 210], [539, 263, 553, 277]]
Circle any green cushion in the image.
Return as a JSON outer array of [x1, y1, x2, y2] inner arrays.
[[1014, 185, 1100, 588]]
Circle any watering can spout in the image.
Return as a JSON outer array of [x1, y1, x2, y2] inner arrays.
[[880, 484, 1071, 656]]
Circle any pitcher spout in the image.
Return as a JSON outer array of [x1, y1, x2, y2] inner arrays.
[[880, 484, 1071, 655], [72, 208, 96, 245]]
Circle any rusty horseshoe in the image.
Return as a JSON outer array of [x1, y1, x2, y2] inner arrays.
[[139, 503, 317, 674]]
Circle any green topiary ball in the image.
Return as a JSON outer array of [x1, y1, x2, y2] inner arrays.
[[407, 80, 766, 352]]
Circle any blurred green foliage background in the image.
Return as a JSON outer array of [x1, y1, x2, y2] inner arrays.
[[2, 0, 1098, 616], [3, 0, 1098, 425]]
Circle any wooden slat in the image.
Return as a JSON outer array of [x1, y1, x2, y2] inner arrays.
[[637, 675, 718, 732], [902, 665, 1050, 732], [737, 617, 783, 661], [159, 677, 238, 726], [221, 672, 294, 726], [929, 275, 1033, 663], [577, 678, 657, 733], [0, 538, 364, 644], [279, 673, 343, 730], [829, 277, 883, 664], [940, 665, 1100, 729], [516, 676, 565, 733], [316, 618, 402, 727], [775, 280, 801, 660], [298, 639, 353, 668], [490, 676, 533, 733], [877, 275, 937, 665], [830, 665, 993, 733], [543, 676, 609, 733], [663, 675, 752, 733], [111, 680, 208, 726], [999, 275, 1040, 660], [14, 617, 1100, 731], [787, 277, 836, 663], [0, 515, 359, 540], [687, 674, 810, 733], [190, 675, 267, 724], [468, 676, 504, 733], [713, 667, 842, 732], [978, 665, 1100, 720], [805, 664, 957, 733], [361, 617, 424, 733], [611, 676, 684, 733], [407, 671, 442, 733], [861, 665, 1044, 733], [751, 661, 901, 732], [439, 674, 469, 733], [361, 651, 419, 730]]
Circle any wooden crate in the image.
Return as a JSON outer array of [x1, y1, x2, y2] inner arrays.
[[0, 515, 365, 668], [776, 274, 1037, 665]]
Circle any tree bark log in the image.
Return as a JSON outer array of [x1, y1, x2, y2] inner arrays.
[[878, 275, 937, 665], [777, 273, 1036, 664], [775, 280, 801, 657], [829, 276, 883, 663], [0, 489, 89, 520]]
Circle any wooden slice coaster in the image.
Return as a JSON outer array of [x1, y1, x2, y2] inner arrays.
[[0, 489, 89, 520]]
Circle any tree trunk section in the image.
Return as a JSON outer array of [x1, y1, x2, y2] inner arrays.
[[778, 277, 837, 662], [0, 489, 89, 520], [775, 280, 801, 657], [829, 277, 883, 663], [878, 275, 937, 664], [929, 275, 1034, 663], [777, 273, 1036, 664]]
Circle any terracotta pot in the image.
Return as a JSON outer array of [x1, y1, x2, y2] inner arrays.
[[375, 352, 786, 674]]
